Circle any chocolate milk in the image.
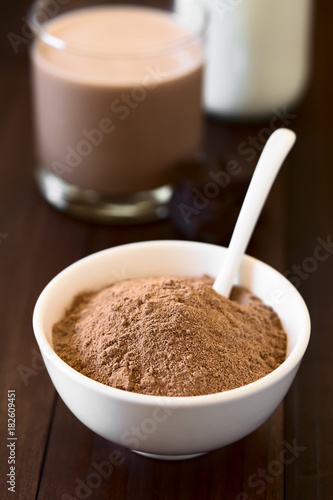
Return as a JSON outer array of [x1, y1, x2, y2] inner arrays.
[[31, 6, 204, 195]]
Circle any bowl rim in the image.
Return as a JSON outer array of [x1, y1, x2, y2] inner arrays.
[[33, 240, 311, 407]]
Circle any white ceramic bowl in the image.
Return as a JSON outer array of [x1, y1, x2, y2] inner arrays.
[[33, 241, 310, 460]]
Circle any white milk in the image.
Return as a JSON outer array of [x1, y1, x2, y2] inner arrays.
[[188, 0, 313, 117]]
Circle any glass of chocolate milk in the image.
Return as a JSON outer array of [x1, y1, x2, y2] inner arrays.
[[29, 0, 207, 223]]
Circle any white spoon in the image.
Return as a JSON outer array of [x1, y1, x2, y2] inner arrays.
[[213, 128, 296, 297]]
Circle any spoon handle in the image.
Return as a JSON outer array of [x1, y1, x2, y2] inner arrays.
[[213, 128, 296, 297]]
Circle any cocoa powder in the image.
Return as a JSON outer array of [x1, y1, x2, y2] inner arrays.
[[52, 276, 287, 397]]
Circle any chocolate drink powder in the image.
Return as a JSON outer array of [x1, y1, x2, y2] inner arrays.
[[52, 276, 287, 397]]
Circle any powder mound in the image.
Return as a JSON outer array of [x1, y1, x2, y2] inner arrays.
[[52, 276, 287, 397]]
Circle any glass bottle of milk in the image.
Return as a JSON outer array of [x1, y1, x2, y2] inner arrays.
[[182, 0, 314, 118]]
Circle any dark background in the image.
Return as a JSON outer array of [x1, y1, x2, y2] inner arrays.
[[1, 0, 332, 498]]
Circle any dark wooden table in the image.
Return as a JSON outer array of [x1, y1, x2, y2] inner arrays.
[[1, 1, 333, 499]]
